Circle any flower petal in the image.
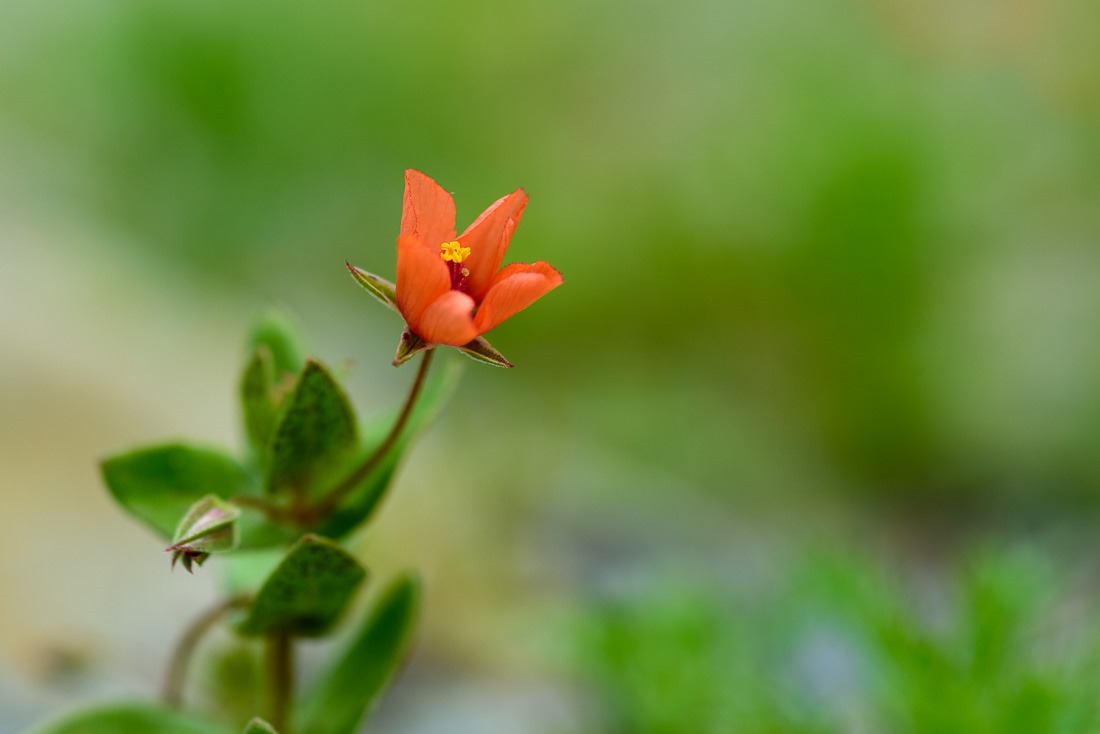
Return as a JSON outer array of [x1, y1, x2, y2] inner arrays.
[[396, 235, 450, 334], [473, 261, 563, 335], [400, 170, 456, 249], [417, 290, 478, 346], [458, 188, 528, 303]]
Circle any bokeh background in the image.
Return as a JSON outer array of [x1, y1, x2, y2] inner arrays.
[[3, 0, 1100, 731]]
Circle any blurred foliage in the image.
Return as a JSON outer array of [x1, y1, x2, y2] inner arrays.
[[4, 0, 1100, 507], [571, 542, 1100, 733]]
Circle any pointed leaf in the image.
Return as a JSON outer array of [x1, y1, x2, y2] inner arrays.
[[392, 328, 432, 367], [240, 346, 280, 466], [455, 335, 514, 368], [22, 701, 233, 734], [247, 309, 305, 378], [314, 356, 462, 538], [238, 535, 366, 637], [242, 718, 279, 734], [242, 310, 304, 466], [101, 444, 253, 541], [266, 360, 357, 498], [295, 576, 421, 734], [346, 263, 398, 312]]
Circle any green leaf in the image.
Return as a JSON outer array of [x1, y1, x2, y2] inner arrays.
[[101, 444, 253, 541], [247, 308, 305, 378], [266, 360, 357, 498], [22, 701, 233, 734], [346, 262, 398, 312], [238, 535, 366, 637], [314, 356, 462, 538], [240, 346, 279, 466], [241, 310, 305, 467], [295, 575, 421, 734], [242, 718, 279, 734]]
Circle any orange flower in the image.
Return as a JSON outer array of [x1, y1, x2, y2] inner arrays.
[[348, 170, 562, 367]]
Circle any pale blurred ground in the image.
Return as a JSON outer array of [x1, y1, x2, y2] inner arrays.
[[0, 219, 232, 726]]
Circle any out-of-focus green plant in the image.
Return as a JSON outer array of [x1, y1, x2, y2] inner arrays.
[[23, 309, 444, 734], [571, 545, 1100, 734], [22, 170, 562, 734]]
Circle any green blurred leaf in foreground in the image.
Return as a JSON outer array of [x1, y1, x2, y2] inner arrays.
[[295, 575, 421, 734], [22, 701, 232, 734]]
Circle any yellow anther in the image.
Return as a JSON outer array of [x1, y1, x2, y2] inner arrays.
[[440, 240, 471, 263]]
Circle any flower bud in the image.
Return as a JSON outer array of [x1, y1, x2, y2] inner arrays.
[[166, 495, 240, 573]]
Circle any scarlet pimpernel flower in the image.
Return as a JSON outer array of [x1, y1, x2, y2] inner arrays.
[[348, 170, 563, 367]]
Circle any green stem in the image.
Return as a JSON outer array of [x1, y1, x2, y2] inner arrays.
[[269, 632, 294, 733], [305, 348, 435, 523], [231, 494, 289, 522], [162, 593, 252, 709]]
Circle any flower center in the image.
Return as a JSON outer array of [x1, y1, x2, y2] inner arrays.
[[440, 240, 471, 289], [440, 240, 470, 263]]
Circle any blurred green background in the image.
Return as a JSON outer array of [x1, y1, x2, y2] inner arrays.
[[3, 0, 1100, 731]]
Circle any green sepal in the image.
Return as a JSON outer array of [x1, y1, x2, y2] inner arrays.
[[171, 549, 209, 574], [314, 356, 462, 538], [455, 335, 514, 368], [242, 718, 279, 734], [394, 330, 513, 369], [101, 444, 254, 542], [295, 575, 421, 734], [266, 360, 357, 498], [238, 535, 367, 637], [346, 262, 398, 312], [392, 328, 432, 367], [21, 701, 233, 734]]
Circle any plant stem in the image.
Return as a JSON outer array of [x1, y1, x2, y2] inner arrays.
[[305, 348, 435, 523], [269, 632, 294, 733], [162, 593, 252, 709], [231, 494, 289, 521]]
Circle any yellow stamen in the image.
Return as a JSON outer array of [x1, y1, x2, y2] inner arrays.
[[440, 240, 471, 263]]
